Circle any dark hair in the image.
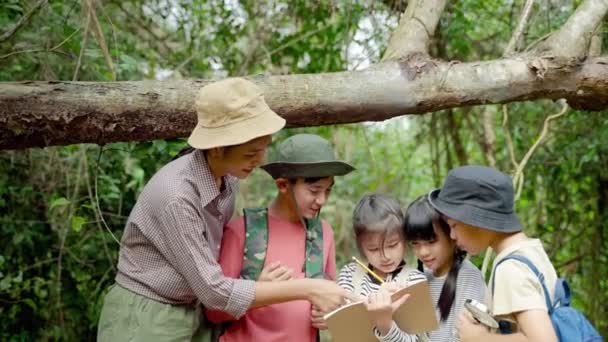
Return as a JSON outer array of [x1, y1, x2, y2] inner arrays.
[[287, 177, 326, 184], [404, 195, 466, 322], [171, 144, 240, 161], [352, 194, 405, 257], [171, 146, 195, 161]]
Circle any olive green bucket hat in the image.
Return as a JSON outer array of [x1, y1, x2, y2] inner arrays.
[[261, 134, 355, 179]]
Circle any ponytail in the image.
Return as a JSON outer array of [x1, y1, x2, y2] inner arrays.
[[417, 259, 424, 273], [404, 194, 468, 322]]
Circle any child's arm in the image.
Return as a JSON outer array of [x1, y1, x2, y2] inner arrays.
[[367, 286, 418, 342], [458, 259, 558, 342], [457, 308, 557, 342], [373, 322, 419, 342]]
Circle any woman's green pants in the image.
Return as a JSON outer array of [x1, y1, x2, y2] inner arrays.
[[97, 284, 213, 342]]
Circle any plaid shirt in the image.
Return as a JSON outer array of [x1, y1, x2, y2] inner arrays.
[[115, 150, 255, 318]]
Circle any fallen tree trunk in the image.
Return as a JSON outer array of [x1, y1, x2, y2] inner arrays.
[[1, 56, 608, 150]]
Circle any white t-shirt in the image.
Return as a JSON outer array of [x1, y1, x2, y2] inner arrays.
[[489, 238, 558, 323]]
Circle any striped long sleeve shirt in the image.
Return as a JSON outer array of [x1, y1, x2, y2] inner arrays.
[[423, 259, 486, 342], [337, 262, 427, 342]]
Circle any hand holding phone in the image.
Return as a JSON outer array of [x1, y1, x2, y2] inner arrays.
[[464, 299, 499, 329]]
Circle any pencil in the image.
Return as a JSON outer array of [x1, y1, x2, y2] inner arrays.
[[352, 256, 385, 284]]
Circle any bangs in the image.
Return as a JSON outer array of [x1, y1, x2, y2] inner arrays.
[[405, 217, 437, 241], [364, 215, 403, 235], [404, 195, 443, 241]]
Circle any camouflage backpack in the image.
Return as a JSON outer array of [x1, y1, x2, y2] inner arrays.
[[200, 207, 325, 342], [241, 207, 325, 280]]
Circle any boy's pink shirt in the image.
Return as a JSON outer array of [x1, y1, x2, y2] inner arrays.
[[205, 212, 337, 342]]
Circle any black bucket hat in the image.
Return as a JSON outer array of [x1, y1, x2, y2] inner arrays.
[[428, 165, 522, 233], [261, 134, 355, 179]]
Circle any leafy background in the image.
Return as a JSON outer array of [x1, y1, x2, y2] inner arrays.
[[1, 0, 607, 340]]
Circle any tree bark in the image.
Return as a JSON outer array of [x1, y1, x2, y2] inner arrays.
[[533, 0, 608, 57], [1, 0, 607, 150], [2, 57, 608, 149], [383, 0, 448, 59]]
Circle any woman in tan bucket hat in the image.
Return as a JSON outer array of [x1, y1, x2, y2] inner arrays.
[[97, 78, 355, 342]]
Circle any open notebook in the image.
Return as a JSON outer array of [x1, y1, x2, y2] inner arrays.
[[324, 280, 438, 342]]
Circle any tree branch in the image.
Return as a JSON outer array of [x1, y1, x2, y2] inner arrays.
[[88, 0, 116, 80], [534, 0, 608, 57], [0, 0, 48, 43], [1, 57, 608, 149], [73, 3, 93, 82], [0, 29, 79, 60], [382, 0, 448, 60], [589, 28, 602, 57], [109, 0, 172, 56], [513, 100, 569, 200], [504, 0, 535, 57]]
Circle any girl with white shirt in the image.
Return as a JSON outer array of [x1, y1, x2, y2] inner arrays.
[[336, 194, 427, 342]]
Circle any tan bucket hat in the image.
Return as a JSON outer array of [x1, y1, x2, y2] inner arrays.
[[188, 77, 286, 149]]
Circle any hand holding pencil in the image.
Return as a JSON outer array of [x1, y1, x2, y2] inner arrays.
[[352, 257, 403, 295]]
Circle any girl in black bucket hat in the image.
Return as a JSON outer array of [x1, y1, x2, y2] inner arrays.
[[429, 165, 559, 342]]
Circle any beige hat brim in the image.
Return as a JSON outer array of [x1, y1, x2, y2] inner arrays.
[[188, 108, 286, 149]]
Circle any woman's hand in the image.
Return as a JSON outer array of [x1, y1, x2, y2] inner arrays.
[[306, 279, 358, 314]]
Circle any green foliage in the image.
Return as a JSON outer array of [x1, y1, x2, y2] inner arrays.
[[1, 0, 607, 339]]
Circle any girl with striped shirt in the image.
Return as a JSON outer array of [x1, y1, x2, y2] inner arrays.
[[404, 195, 486, 342], [336, 194, 427, 342]]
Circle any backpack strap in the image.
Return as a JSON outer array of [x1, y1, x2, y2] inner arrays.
[[491, 254, 553, 313], [241, 207, 269, 280], [304, 217, 325, 279], [553, 278, 571, 307], [241, 208, 325, 280]]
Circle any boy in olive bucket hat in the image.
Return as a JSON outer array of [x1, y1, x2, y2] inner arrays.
[[206, 133, 355, 341], [428, 165, 559, 341], [97, 79, 355, 342]]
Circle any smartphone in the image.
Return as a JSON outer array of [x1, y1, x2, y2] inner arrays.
[[464, 299, 499, 329]]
